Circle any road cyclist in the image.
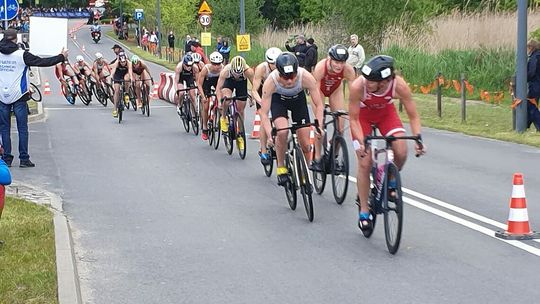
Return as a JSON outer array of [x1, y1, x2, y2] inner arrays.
[[196, 51, 224, 141], [110, 52, 134, 118], [131, 55, 153, 109]]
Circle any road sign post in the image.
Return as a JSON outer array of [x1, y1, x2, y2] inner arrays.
[[198, 1, 213, 59], [134, 9, 144, 48]]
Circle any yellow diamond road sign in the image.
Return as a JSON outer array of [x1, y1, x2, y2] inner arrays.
[[198, 0, 212, 15], [236, 34, 251, 52]]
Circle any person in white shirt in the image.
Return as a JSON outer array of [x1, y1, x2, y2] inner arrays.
[[347, 34, 365, 75]]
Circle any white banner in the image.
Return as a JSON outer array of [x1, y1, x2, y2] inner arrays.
[[29, 17, 68, 56]]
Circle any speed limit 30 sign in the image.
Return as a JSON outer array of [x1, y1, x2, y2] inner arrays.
[[199, 14, 212, 27]]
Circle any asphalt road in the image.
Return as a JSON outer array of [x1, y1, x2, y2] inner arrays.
[[9, 20, 540, 303]]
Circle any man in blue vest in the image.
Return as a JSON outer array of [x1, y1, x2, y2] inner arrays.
[[0, 29, 68, 167]]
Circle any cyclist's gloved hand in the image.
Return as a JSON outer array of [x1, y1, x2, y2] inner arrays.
[[415, 134, 426, 157]]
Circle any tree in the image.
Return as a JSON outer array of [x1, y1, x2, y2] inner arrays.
[[209, 0, 266, 39], [261, 0, 300, 28]]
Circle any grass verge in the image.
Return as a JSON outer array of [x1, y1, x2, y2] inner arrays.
[[0, 197, 58, 304], [403, 94, 540, 147]]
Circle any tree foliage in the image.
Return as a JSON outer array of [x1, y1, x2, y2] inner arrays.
[[205, 0, 265, 39]]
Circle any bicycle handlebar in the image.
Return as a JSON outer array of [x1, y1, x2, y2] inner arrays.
[[364, 135, 424, 157], [271, 120, 320, 137], [222, 95, 249, 102], [323, 104, 348, 117], [176, 87, 197, 93]]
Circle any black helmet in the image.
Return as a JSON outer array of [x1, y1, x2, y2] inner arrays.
[[276, 52, 298, 77], [361, 55, 395, 81], [328, 44, 349, 62]]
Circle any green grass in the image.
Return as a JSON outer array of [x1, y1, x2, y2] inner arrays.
[[0, 197, 58, 304], [386, 45, 515, 102], [404, 94, 540, 147]]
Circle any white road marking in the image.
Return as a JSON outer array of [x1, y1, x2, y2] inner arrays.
[[46, 105, 173, 111], [347, 176, 540, 254]]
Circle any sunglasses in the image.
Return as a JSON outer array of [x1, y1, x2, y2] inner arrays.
[[279, 72, 297, 80]]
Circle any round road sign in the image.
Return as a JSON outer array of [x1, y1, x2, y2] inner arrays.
[[199, 14, 212, 27]]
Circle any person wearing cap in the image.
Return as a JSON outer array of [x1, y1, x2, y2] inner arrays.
[[0, 29, 68, 167], [285, 34, 308, 68], [109, 44, 124, 65], [304, 38, 318, 73], [347, 34, 365, 76]]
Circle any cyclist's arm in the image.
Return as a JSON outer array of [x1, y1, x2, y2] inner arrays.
[[215, 67, 229, 102], [196, 66, 208, 99], [251, 64, 264, 103], [127, 62, 134, 82], [395, 76, 422, 136], [174, 63, 182, 88], [311, 59, 325, 83], [260, 78, 276, 140], [348, 77, 365, 151], [301, 70, 324, 129], [142, 62, 151, 76], [245, 67, 255, 85], [344, 63, 357, 82]]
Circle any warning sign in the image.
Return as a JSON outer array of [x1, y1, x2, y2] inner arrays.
[[198, 0, 212, 15], [236, 34, 251, 52], [201, 32, 212, 46]]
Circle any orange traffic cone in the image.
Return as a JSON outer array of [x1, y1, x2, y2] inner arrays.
[[250, 110, 261, 139], [150, 84, 159, 99], [43, 80, 52, 95], [496, 173, 540, 240]]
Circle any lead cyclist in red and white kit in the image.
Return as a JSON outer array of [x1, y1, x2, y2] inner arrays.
[[348, 55, 426, 233]]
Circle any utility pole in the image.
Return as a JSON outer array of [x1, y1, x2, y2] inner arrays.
[[156, 0, 162, 58], [515, 0, 528, 132], [240, 0, 245, 35]]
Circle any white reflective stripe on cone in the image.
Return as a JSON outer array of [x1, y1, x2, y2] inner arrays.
[[508, 208, 530, 222], [511, 184, 526, 198]]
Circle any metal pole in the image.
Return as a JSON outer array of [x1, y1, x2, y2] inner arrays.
[[516, 0, 528, 132], [436, 71, 442, 118], [4, 0, 8, 31], [240, 0, 245, 34], [156, 0, 162, 58], [460, 73, 466, 123], [138, 19, 141, 47], [119, 0, 123, 38]]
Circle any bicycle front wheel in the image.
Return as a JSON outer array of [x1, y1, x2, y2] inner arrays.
[[191, 99, 200, 136], [181, 98, 191, 133], [296, 146, 314, 222], [235, 114, 246, 159], [263, 148, 274, 177], [384, 163, 403, 255], [29, 83, 42, 102], [224, 115, 234, 155], [284, 151, 297, 210], [79, 86, 91, 106], [331, 136, 350, 204], [212, 108, 221, 150]]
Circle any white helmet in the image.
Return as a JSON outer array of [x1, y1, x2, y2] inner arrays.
[[95, 52, 103, 59], [76, 55, 84, 62], [265, 47, 282, 64], [209, 52, 223, 64], [191, 52, 202, 63]]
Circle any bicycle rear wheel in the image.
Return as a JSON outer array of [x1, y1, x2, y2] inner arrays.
[[129, 86, 137, 111], [104, 83, 114, 107], [29, 83, 42, 102], [384, 163, 403, 254], [79, 85, 91, 106], [213, 108, 221, 150], [331, 136, 350, 204], [235, 114, 246, 159], [284, 151, 297, 210]]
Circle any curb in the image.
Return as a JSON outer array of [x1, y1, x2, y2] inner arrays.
[[28, 100, 44, 123], [6, 182, 82, 304]]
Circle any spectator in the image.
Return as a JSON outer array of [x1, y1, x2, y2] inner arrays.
[[347, 34, 365, 75], [0, 143, 11, 185], [168, 31, 175, 49], [219, 40, 231, 64], [122, 22, 129, 40], [285, 34, 308, 67], [304, 38, 318, 72], [526, 39, 540, 131], [142, 31, 149, 52], [190, 41, 208, 63], [216, 35, 223, 52], [149, 31, 158, 55], [0, 29, 67, 167], [184, 34, 192, 55]]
